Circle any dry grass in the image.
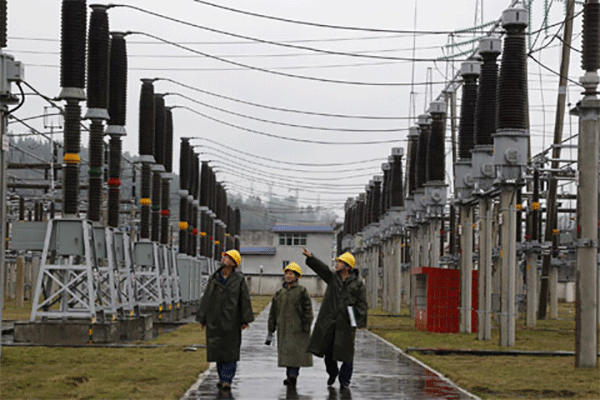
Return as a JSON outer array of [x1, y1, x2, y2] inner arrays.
[[368, 302, 600, 399], [0, 295, 274, 400]]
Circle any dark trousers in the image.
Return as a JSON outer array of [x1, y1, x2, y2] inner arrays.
[[216, 361, 237, 384], [286, 367, 300, 378], [324, 337, 353, 386]]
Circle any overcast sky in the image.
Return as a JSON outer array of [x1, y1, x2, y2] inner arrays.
[[5, 0, 586, 218]]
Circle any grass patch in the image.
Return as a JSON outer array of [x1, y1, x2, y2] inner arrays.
[[2, 298, 33, 321], [368, 302, 600, 399], [0, 295, 273, 399]]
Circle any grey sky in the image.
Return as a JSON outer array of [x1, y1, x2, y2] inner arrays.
[[6, 0, 585, 217]]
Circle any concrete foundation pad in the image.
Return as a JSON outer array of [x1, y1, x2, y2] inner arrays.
[[119, 315, 153, 341], [14, 320, 120, 345]]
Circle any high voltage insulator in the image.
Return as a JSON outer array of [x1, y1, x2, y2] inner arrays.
[[63, 101, 82, 215], [108, 33, 127, 127], [582, 1, 600, 72], [427, 101, 447, 183], [107, 32, 128, 229], [406, 126, 419, 196], [474, 38, 501, 147], [138, 80, 155, 160], [86, 5, 110, 223], [390, 148, 404, 208], [1, 0, 7, 48], [60, 0, 86, 91], [381, 162, 390, 215], [458, 61, 480, 160], [497, 8, 528, 131], [415, 115, 431, 189], [139, 79, 155, 239], [86, 5, 110, 113], [153, 95, 166, 168], [164, 109, 174, 173]]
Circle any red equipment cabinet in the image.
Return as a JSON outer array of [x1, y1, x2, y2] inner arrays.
[[411, 266, 478, 333]]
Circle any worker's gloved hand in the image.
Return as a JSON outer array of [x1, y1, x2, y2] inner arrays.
[[265, 333, 273, 345]]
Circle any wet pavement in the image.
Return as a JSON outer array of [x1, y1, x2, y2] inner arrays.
[[182, 303, 478, 400]]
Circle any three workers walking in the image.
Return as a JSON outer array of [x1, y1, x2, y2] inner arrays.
[[197, 247, 367, 393]]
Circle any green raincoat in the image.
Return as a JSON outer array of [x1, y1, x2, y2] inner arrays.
[[196, 267, 254, 362], [304, 255, 368, 363], [268, 281, 314, 367]]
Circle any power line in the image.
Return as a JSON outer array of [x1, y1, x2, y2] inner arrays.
[[173, 105, 407, 145], [191, 1, 497, 35], [111, 4, 474, 63], [198, 147, 383, 174], [167, 92, 406, 132], [128, 30, 448, 86], [190, 137, 386, 167], [159, 78, 405, 120]]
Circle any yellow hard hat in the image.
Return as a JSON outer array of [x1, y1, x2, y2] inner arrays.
[[283, 262, 302, 277], [336, 252, 356, 268], [223, 250, 241, 267]]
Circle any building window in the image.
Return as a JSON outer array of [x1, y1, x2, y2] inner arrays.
[[278, 233, 307, 246], [282, 260, 290, 269]]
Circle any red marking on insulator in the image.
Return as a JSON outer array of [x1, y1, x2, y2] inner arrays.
[[107, 178, 121, 187], [161, 209, 170, 217], [192, 228, 198, 236], [440, 230, 446, 235], [577, 225, 581, 234]]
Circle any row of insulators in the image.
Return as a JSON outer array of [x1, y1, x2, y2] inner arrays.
[[179, 139, 240, 258], [343, 149, 404, 236]]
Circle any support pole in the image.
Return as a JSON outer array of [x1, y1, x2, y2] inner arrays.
[[460, 205, 473, 332], [500, 187, 516, 347]]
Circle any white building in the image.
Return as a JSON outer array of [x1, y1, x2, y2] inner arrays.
[[239, 224, 335, 296]]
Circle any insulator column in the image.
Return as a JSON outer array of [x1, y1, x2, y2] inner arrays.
[[59, 0, 87, 216], [85, 5, 110, 223], [178, 138, 190, 253], [106, 32, 128, 228], [138, 79, 155, 239]]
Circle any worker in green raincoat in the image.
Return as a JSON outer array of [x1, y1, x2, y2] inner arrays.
[[301, 248, 367, 389], [197, 249, 254, 392], [267, 262, 313, 387]]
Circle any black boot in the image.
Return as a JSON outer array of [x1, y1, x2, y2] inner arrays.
[[283, 376, 297, 386]]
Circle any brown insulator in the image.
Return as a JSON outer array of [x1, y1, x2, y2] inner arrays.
[[108, 33, 127, 127], [87, 5, 110, 111], [458, 66, 479, 159], [140, 163, 151, 239], [406, 127, 419, 195], [0, 0, 7, 48], [390, 152, 404, 207], [415, 120, 430, 189], [153, 94, 166, 168], [138, 80, 155, 157], [63, 100, 82, 215], [427, 113, 446, 182], [151, 171, 161, 242], [61, 0, 87, 89], [164, 108, 174, 173], [582, 2, 600, 72], [160, 178, 170, 245], [497, 23, 528, 131], [474, 39, 501, 146]]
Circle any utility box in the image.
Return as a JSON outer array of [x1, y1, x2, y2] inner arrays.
[[411, 267, 478, 333]]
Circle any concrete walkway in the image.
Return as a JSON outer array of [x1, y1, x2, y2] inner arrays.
[[182, 303, 478, 400]]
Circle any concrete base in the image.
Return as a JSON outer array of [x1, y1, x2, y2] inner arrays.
[[119, 315, 154, 341], [14, 320, 119, 344], [14, 315, 155, 345]]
